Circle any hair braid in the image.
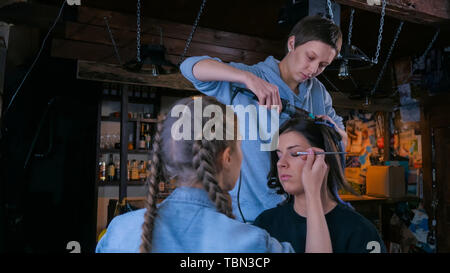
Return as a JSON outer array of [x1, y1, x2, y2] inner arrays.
[[192, 139, 235, 219], [139, 115, 165, 253]]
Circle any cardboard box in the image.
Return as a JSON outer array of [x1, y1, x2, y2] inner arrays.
[[366, 166, 405, 198]]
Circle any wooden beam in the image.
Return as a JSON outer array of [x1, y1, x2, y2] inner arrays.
[[63, 22, 269, 65], [330, 91, 395, 111], [76, 6, 284, 56], [335, 0, 450, 24], [77, 60, 196, 91]]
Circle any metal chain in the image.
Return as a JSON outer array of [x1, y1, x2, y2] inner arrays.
[[327, 0, 334, 21], [348, 8, 355, 46], [178, 0, 207, 66], [136, 0, 141, 63], [373, 0, 386, 64], [370, 21, 404, 96], [418, 29, 440, 66], [104, 16, 123, 65]]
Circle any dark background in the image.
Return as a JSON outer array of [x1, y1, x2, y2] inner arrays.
[[0, 44, 100, 252]]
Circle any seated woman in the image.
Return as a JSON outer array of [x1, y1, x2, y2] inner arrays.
[[253, 115, 387, 253], [96, 96, 302, 253]]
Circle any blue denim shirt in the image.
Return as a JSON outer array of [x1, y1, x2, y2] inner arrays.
[[95, 187, 294, 253], [180, 56, 344, 223]]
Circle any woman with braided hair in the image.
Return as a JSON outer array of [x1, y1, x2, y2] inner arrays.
[[96, 96, 301, 253], [253, 115, 387, 253]]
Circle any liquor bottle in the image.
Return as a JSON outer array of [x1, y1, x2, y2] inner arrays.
[[107, 154, 115, 181], [127, 160, 130, 181], [114, 155, 120, 181], [139, 124, 146, 150], [99, 156, 106, 182], [128, 134, 134, 150], [139, 160, 147, 182], [131, 160, 139, 181], [145, 124, 151, 150]]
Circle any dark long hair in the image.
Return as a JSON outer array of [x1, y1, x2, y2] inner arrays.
[[267, 115, 356, 203], [139, 96, 238, 253]]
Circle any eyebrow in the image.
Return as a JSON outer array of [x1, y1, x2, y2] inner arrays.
[[275, 145, 301, 152]]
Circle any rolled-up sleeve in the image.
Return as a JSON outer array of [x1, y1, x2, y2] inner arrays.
[[266, 235, 295, 253], [323, 90, 344, 131], [180, 56, 234, 105]]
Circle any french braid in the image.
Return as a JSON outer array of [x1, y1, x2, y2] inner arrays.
[[192, 139, 235, 219], [139, 115, 165, 253]]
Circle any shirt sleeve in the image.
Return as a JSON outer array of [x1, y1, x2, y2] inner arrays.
[[180, 56, 235, 105], [266, 235, 296, 253], [323, 88, 345, 131], [346, 224, 387, 253]]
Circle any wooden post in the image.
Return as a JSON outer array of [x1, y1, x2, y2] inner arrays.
[[383, 111, 391, 162], [119, 84, 128, 203]]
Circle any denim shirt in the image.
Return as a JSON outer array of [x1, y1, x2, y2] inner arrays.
[[180, 56, 345, 223], [95, 187, 294, 253]]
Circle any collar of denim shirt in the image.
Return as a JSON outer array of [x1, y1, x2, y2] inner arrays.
[[161, 186, 216, 209]]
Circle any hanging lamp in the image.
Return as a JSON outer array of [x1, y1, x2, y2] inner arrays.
[[327, 0, 387, 78], [123, 0, 178, 75]]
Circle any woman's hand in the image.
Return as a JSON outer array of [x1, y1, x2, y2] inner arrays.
[[301, 147, 333, 253], [243, 71, 282, 113], [300, 147, 328, 198]]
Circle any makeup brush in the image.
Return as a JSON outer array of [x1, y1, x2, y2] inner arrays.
[[295, 151, 348, 155]]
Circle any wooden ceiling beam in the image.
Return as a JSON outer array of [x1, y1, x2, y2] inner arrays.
[[335, 0, 450, 25]]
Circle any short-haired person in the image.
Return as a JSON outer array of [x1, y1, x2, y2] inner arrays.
[[180, 15, 348, 223]]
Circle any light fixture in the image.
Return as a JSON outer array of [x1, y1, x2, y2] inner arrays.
[[123, 44, 178, 75], [123, 0, 178, 75]]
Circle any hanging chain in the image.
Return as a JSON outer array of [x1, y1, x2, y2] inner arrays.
[[104, 16, 123, 65], [413, 28, 440, 72], [347, 8, 355, 46], [136, 0, 142, 63], [178, 0, 207, 66], [373, 0, 386, 64], [370, 21, 404, 96], [327, 0, 334, 21]]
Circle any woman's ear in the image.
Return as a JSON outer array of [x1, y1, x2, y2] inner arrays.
[[221, 146, 232, 168], [287, 36, 295, 52]]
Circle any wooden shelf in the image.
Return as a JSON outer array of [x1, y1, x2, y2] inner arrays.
[[340, 194, 387, 202], [340, 194, 421, 203], [99, 149, 151, 154], [99, 180, 146, 186], [101, 116, 158, 123]]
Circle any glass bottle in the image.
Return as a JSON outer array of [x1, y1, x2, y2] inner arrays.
[[107, 153, 115, 182]]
